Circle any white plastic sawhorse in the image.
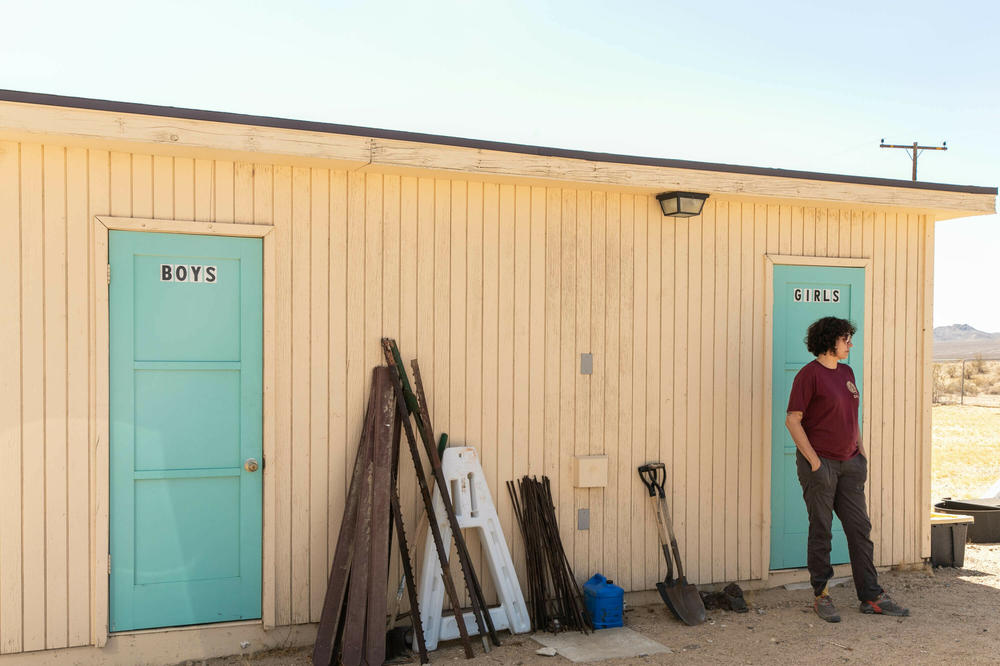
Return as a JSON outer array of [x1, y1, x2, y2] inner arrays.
[[417, 447, 530, 651]]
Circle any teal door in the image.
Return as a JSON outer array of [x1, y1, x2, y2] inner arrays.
[[110, 231, 262, 631], [770, 265, 864, 570]]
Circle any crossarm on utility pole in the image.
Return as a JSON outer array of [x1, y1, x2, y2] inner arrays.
[[879, 139, 947, 181]]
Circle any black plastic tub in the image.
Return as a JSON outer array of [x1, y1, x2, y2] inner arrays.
[[934, 499, 1000, 543], [931, 522, 969, 567]]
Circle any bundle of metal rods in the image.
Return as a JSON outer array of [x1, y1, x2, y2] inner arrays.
[[507, 476, 592, 633]]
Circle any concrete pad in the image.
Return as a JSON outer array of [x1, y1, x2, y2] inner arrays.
[[531, 627, 671, 662], [783, 575, 851, 591]]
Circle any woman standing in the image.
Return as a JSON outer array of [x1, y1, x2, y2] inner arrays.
[[785, 316, 909, 622]]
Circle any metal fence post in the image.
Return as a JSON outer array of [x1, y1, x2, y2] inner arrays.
[[961, 359, 966, 405]]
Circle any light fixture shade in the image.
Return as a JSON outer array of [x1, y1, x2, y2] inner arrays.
[[656, 191, 709, 218]]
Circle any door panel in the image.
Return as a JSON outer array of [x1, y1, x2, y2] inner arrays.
[[134, 477, 241, 585], [110, 230, 262, 631], [133, 369, 241, 470], [770, 264, 864, 570], [133, 255, 241, 361]]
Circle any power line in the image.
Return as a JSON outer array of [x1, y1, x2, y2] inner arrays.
[[879, 139, 947, 181]]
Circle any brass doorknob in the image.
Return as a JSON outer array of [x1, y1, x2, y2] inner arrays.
[[244, 458, 259, 473]]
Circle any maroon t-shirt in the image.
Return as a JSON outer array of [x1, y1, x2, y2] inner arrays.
[[786, 360, 860, 460]]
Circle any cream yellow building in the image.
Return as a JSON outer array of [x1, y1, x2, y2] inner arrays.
[[0, 90, 995, 663]]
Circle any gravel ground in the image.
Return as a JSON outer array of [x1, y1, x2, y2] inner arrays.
[[202, 543, 1000, 666]]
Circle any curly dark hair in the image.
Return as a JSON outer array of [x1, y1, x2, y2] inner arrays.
[[805, 316, 857, 356]]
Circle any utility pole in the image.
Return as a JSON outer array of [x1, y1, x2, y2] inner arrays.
[[879, 139, 947, 181]]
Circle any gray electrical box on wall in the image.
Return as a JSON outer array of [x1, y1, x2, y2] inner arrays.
[[580, 353, 593, 375], [578, 508, 590, 530]]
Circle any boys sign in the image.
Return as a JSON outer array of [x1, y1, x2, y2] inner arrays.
[[160, 264, 218, 283]]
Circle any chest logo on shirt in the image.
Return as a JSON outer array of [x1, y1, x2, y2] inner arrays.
[[846, 381, 859, 399]]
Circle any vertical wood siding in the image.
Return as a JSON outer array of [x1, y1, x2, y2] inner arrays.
[[0, 139, 934, 652]]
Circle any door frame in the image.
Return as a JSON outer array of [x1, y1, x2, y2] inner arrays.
[[761, 254, 872, 582], [93, 216, 275, 647]]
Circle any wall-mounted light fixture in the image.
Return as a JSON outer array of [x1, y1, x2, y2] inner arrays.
[[656, 191, 709, 218]]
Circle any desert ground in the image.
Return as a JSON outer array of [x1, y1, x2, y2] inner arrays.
[[931, 405, 1000, 500], [203, 546, 1000, 666], [202, 403, 1000, 665]]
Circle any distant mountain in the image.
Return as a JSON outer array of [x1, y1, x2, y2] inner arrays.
[[935, 324, 999, 342], [934, 324, 1000, 360]]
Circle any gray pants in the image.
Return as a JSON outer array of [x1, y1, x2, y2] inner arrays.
[[796, 451, 883, 602]]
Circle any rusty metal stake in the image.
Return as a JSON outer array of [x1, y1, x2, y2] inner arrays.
[[388, 403, 428, 663], [381, 341, 476, 658], [411, 358, 498, 648]]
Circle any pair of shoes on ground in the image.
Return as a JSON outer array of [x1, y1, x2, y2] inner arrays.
[[814, 591, 909, 623]]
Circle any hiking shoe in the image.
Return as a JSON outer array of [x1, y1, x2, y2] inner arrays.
[[860, 592, 910, 616], [814, 594, 841, 623]]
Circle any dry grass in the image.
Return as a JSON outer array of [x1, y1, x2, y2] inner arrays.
[[932, 404, 1000, 501]]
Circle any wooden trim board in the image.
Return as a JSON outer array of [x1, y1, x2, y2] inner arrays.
[[1, 621, 315, 666], [761, 254, 874, 583], [92, 216, 276, 648]]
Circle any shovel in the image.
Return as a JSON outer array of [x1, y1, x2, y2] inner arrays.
[[638, 463, 706, 626]]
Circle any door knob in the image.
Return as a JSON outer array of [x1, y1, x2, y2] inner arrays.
[[244, 458, 259, 473]]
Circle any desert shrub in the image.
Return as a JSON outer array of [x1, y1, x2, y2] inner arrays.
[[975, 372, 1000, 395], [933, 368, 964, 401], [933, 365, 949, 403], [932, 361, 1000, 401], [970, 354, 986, 374]]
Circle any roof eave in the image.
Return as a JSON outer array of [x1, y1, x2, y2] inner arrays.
[[0, 89, 995, 217]]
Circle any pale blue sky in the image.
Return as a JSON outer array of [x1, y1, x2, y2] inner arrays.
[[3, 0, 997, 329]]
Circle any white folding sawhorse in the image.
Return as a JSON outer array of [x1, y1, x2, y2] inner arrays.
[[417, 447, 530, 651]]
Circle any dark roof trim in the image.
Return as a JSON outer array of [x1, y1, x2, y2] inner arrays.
[[2, 89, 996, 196]]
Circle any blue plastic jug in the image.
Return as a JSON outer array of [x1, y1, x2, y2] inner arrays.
[[583, 573, 624, 629]]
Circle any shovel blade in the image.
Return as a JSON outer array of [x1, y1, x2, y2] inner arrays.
[[657, 579, 706, 626], [655, 581, 684, 621]]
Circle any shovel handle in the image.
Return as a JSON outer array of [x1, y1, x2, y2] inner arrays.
[[639, 464, 675, 583], [659, 496, 687, 581], [654, 507, 674, 582], [638, 464, 688, 582], [638, 463, 666, 497]]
